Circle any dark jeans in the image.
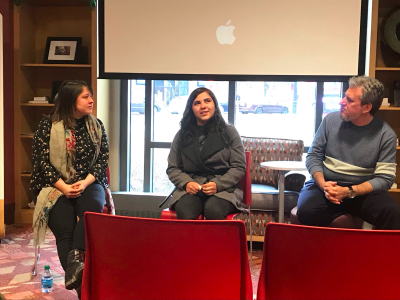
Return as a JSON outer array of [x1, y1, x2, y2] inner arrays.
[[48, 182, 105, 271], [174, 193, 238, 220], [297, 180, 400, 230]]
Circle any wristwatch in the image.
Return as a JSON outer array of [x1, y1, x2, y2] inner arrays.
[[347, 186, 356, 199]]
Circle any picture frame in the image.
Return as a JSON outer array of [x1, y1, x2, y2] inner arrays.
[[43, 37, 82, 64]]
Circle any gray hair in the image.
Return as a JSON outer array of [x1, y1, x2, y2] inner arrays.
[[349, 76, 384, 115]]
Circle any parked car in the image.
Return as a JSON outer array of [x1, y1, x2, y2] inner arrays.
[[239, 99, 289, 114], [131, 99, 161, 114]]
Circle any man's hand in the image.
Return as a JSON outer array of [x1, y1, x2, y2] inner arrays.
[[324, 185, 349, 205], [201, 182, 217, 195], [186, 182, 202, 195]]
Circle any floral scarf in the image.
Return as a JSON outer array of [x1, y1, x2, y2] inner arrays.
[[32, 114, 114, 251]]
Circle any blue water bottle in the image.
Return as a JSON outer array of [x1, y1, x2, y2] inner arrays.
[[41, 265, 53, 293]]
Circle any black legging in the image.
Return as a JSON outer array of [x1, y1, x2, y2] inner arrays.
[[174, 193, 238, 220], [48, 182, 105, 271]]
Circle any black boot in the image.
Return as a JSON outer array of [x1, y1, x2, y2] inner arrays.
[[65, 249, 85, 290]]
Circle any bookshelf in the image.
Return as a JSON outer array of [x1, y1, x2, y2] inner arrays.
[[13, 0, 97, 223], [369, 0, 400, 204]]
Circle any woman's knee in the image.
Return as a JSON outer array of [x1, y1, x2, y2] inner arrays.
[[204, 198, 233, 220], [79, 183, 105, 213], [174, 195, 203, 220]]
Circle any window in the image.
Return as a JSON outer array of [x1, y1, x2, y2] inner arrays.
[[128, 80, 345, 193], [235, 81, 316, 147], [322, 82, 343, 118]]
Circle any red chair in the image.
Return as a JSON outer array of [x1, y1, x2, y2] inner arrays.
[[82, 212, 253, 300], [257, 223, 400, 300]]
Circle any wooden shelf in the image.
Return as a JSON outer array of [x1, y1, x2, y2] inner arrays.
[[389, 189, 400, 193], [21, 103, 54, 107], [13, 2, 97, 224], [248, 235, 264, 242], [24, 0, 91, 7], [21, 63, 92, 68], [379, 107, 400, 110], [16, 209, 35, 224], [375, 67, 400, 71], [21, 134, 34, 139]]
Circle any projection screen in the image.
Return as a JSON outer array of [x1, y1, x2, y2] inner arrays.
[[98, 0, 367, 80]]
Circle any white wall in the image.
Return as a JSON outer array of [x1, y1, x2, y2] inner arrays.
[[97, 79, 120, 191]]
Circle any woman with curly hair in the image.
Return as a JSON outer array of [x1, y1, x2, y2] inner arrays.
[[167, 87, 246, 219]]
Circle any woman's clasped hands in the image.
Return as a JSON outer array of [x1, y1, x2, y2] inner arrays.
[[185, 181, 217, 195], [61, 180, 90, 199]]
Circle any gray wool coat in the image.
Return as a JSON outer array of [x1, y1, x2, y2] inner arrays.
[[167, 125, 246, 210]]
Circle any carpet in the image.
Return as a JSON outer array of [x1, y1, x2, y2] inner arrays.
[[0, 224, 263, 299]]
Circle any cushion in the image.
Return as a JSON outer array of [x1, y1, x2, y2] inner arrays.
[[249, 184, 299, 213]]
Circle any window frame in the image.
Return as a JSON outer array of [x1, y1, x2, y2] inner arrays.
[[124, 79, 347, 192]]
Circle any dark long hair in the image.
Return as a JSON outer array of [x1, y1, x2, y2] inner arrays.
[[50, 80, 93, 129], [179, 87, 230, 148]]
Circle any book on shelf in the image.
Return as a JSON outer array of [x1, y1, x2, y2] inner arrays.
[[29, 96, 50, 104], [29, 100, 49, 104], [34, 96, 50, 101]]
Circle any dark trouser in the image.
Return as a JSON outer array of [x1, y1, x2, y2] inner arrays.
[[174, 193, 238, 220], [297, 180, 400, 230], [48, 183, 105, 271]]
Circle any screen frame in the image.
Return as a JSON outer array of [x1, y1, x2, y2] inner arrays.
[[98, 0, 368, 82]]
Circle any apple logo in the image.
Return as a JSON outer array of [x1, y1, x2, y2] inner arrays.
[[216, 20, 236, 45]]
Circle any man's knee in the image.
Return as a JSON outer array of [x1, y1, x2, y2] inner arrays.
[[297, 201, 334, 226], [380, 202, 400, 220]]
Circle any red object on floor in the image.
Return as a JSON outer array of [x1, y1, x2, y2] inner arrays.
[[82, 213, 253, 300], [257, 223, 400, 300], [162, 151, 252, 219]]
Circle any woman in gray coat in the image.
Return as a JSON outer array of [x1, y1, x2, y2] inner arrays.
[[167, 87, 246, 219]]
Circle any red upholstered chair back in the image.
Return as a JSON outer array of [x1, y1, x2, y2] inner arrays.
[[239, 151, 251, 207], [257, 223, 400, 300], [82, 212, 253, 300], [102, 166, 111, 214]]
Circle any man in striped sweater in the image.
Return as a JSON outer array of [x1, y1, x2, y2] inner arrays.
[[297, 76, 400, 229]]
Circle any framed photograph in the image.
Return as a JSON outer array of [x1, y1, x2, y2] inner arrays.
[[43, 37, 82, 64]]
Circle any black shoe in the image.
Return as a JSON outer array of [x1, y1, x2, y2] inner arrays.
[[65, 249, 85, 290]]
